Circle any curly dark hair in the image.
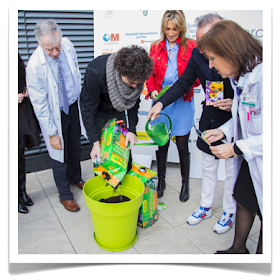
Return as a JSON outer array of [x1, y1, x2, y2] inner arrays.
[[114, 45, 153, 83]]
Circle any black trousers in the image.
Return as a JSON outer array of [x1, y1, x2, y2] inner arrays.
[[18, 146, 26, 195], [51, 101, 82, 201]]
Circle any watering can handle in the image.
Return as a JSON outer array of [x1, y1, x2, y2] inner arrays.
[[145, 113, 172, 134], [134, 113, 172, 146]]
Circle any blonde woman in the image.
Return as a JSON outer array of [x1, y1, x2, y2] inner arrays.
[[146, 10, 200, 201]]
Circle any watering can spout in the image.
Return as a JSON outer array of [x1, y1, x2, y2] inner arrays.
[[135, 113, 172, 146]]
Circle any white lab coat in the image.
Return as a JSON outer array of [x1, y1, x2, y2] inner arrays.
[[26, 37, 87, 163], [219, 63, 263, 214]]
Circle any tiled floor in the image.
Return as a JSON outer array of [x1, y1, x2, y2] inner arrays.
[[18, 159, 261, 254]]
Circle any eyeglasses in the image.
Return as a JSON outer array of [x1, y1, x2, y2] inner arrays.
[[123, 81, 141, 86], [121, 75, 141, 87]]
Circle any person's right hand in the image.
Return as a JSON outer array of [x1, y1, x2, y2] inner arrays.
[[204, 129, 225, 144], [90, 141, 101, 163], [213, 98, 232, 112], [147, 102, 162, 121], [50, 134, 62, 150], [150, 90, 159, 100]]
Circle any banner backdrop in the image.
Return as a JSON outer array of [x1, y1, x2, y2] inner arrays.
[[94, 10, 263, 179]]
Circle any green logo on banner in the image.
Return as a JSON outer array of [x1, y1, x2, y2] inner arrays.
[[141, 10, 148, 16]]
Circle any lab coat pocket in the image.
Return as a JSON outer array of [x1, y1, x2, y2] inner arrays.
[[247, 109, 262, 136]]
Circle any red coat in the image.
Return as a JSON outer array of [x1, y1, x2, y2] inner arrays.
[[146, 37, 200, 102]]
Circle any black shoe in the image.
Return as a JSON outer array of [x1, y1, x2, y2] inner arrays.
[[180, 181, 189, 202], [157, 175, 165, 198], [156, 151, 167, 198], [179, 153, 190, 202], [22, 191, 33, 206], [19, 180, 33, 206], [18, 196, 28, 214], [215, 248, 249, 254]]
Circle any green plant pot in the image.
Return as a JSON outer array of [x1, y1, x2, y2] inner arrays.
[[83, 174, 144, 252]]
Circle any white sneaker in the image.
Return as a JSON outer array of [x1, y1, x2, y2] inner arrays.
[[187, 206, 212, 225], [213, 212, 235, 234]]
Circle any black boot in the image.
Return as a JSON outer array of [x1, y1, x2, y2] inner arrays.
[[18, 194, 28, 214], [179, 153, 190, 202], [156, 151, 167, 198], [21, 190, 33, 206], [19, 150, 33, 206]]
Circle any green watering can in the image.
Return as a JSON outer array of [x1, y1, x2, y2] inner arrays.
[[135, 113, 172, 146]]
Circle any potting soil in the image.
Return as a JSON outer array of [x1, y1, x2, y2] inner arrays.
[[99, 195, 131, 203]]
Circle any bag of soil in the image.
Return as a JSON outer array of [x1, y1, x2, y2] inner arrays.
[[128, 162, 158, 229], [93, 119, 130, 188]]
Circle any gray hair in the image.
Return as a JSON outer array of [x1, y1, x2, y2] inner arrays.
[[195, 13, 223, 28], [34, 19, 62, 44]]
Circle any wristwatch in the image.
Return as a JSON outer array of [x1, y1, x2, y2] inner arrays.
[[232, 143, 238, 159], [232, 143, 243, 159]]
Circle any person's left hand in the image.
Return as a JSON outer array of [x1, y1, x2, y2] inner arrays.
[[213, 98, 232, 112], [18, 93, 25, 104], [125, 132, 137, 149], [209, 143, 234, 159]]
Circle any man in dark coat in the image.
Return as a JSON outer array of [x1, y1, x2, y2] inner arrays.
[[80, 45, 153, 167], [147, 13, 236, 235]]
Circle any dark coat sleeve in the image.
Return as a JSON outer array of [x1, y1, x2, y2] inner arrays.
[[18, 53, 41, 149], [80, 61, 104, 145], [18, 53, 27, 93], [127, 98, 140, 135]]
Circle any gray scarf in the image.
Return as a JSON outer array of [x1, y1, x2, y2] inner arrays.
[[106, 52, 143, 112]]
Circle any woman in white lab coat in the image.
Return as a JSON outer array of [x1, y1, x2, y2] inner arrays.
[[197, 20, 263, 254]]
